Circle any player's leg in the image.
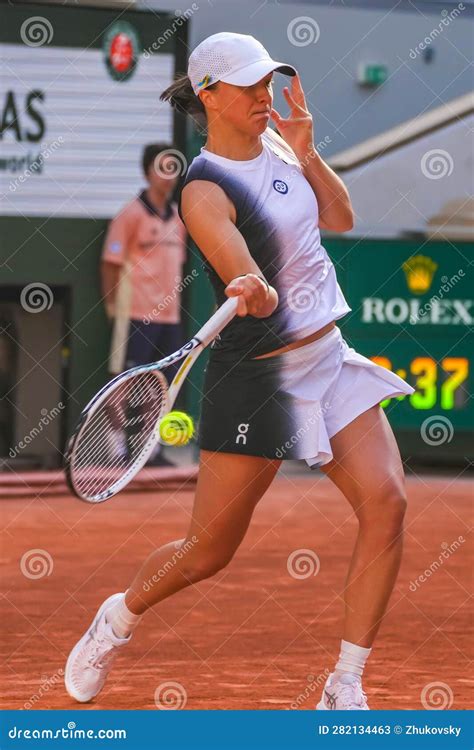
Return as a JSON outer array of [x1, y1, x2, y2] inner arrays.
[[65, 451, 280, 702], [317, 405, 407, 710], [323, 404, 407, 646], [126, 450, 280, 612]]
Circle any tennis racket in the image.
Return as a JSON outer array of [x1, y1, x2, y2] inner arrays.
[[65, 297, 238, 503]]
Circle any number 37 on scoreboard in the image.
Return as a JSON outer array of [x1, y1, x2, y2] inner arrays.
[[370, 356, 469, 410]]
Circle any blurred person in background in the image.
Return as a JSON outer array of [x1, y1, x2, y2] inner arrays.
[[101, 143, 187, 467]]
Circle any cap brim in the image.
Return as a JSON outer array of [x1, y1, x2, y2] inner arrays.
[[220, 59, 296, 87]]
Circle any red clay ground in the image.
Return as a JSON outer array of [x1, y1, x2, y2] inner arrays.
[[1, 471, 472, 711]]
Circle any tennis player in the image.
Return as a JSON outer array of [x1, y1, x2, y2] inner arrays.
[[65, 32, 414, 710]]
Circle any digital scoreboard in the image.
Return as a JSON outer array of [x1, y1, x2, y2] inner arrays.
[[330, 239, 473, 465], [370, 355, 468, 412]]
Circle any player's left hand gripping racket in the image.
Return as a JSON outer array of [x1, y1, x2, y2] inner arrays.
[[65, 297, 238, 503]]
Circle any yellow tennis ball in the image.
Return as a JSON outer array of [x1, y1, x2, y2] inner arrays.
[[158, 411, 195, 446]]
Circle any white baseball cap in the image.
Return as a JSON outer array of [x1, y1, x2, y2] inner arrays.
[[188, 32, 297, 95]]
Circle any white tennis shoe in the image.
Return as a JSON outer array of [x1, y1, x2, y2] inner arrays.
[[65, 593, 130, 703], [316, 672, 369, 710]]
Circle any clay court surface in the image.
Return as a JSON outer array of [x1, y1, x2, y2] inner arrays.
[[1, 470, 472, 711]]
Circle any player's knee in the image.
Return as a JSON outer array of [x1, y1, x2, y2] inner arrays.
[[358, 486, 407, 536], [384, 490, 407, 534], [181, 547, 234, 583]]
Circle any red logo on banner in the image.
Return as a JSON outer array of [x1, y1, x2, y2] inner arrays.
[[103, 22, 140, 82]]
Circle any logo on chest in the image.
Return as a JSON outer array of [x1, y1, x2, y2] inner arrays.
[[273, 179, 288, 194]]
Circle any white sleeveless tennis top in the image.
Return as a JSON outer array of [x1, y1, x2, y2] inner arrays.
[[180, 127, 351, 359]]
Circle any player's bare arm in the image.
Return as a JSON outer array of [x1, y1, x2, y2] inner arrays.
[[181, 180, 278, 318]]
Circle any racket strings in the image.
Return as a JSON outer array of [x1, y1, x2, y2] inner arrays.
[[73, 381, 164, 498], [70, 372, 168, 500]]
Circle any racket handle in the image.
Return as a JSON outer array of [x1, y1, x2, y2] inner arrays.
[[196, 297, 239, 346]]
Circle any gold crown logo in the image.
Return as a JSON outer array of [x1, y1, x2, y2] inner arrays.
[[402, 255, 438, 295]]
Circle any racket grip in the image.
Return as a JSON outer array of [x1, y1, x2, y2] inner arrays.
[[196, 297, 239, 346]]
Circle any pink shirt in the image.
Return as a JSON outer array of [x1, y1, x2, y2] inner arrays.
[[102, 191, 187, 323]]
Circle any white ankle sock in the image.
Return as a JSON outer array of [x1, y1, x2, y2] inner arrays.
[[334, 639, 372, 679], [106, 592, 143, 639]]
